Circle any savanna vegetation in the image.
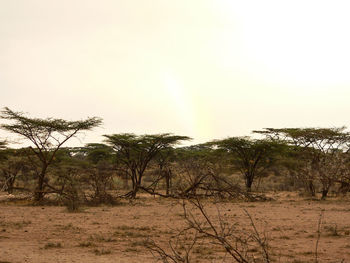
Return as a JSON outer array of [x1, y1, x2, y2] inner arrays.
[[1, 108, 350, 263]]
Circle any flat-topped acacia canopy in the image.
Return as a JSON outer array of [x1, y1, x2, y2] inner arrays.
[[104, 133, 190, 198], [0, 107, 102, 201]]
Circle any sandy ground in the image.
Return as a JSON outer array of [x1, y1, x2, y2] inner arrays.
[[0, 193, 350, 263]]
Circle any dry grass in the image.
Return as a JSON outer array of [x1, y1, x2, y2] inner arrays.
[[0, 192, 349, 262]]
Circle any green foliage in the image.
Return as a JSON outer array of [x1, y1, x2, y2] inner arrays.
[[104, 133, 190, 157], [172, 145, 213, 196], [210, 137, 285, 191], [2, 108, 350, 202], [49, 146, 116, 207], [79, 144, 116, 204], [81, 143, 115, 164], [0, 107, 102, 201], [255, 127, 350, 150], [170, 144, 243, 198], [104, 133, 190, 197], [1, 107, 102, 136], [256, 127, 350, 198], [175, 143, 218, 161]]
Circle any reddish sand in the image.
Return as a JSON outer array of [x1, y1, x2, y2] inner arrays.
[[0, 193, 350, 263]]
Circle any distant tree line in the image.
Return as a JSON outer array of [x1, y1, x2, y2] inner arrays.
[[1, 107, 350, 208]]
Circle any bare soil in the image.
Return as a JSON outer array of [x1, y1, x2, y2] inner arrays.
[[0, 192, 350, 263]]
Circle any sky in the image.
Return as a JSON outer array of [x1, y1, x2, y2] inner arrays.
[[1, 0, 350, 147]]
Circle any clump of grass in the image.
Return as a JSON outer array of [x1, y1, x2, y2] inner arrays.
[[89, 234, 116, 242], [0, 220, 32, 229], [113, 230, 149, 238], [78, 241, 95, 247], [93, 248, 111, 255], [324, 224, 340, 237], [114, 225, 153, 231], [130, 240, 149, 247], [113, 225, 154, 239], [301, 251, 314, 255], [272, 226, 281, 231], [280, 235, 291, 240], [44, 242, 62, 249], [54, 223, 82, 234], [124, 247, 140, 252], [159, 229, 175, 235]]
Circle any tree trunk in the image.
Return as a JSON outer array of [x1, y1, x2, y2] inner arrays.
[[245, 174, 254, 192], [34, 166, 47, 201], [3, 172, 16, 194], [34, 176, 44, 201], [131, 183, 139, 198], [165, 169, 171, 196], [7, 175, 16, 194], [165, 176, 170, 195], [130, 171, 142, 199], [307, 180, 316, 197], [321, 188, 329, 200]]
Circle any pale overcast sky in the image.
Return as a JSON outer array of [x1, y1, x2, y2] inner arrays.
[[1, 0, 350, 146]]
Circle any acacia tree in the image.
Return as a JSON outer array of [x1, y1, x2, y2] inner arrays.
[[255, 127, 350, 199], [0, 107, 102, 201], [277, 145, 318, 194], [80, 143, 116, 203], [152, 147, 176, 196], [104, 133, 190, 198], [336, 152, 350, 194], [47, 144, 116, 208], [211, 137, 283, 192], [47, 148, 85, 210], [172, 145, 217, 197]]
